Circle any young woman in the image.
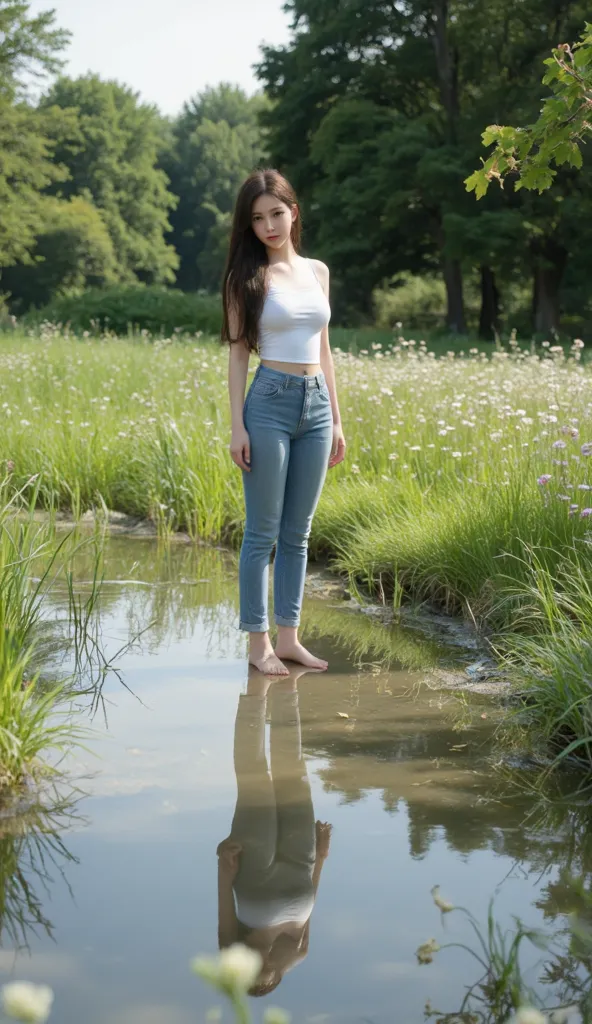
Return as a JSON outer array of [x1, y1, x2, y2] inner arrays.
[[222, 169, 346, 676], [216, 668, 332, 997]]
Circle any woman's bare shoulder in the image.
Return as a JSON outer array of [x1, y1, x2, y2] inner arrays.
[[309, 258, 330, 286]]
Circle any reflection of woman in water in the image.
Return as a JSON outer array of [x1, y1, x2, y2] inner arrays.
[[217, 670, 331, 996]]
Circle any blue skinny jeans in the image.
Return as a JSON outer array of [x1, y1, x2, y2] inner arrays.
[[239, 364, 333, 632]]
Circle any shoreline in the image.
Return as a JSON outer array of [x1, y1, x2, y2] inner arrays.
[[27, 505, 510, 698]]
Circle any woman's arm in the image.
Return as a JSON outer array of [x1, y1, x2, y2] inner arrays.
[[226, 288, 252, 472], [313, 820, 332, 894], [313, 261, 346, 469], [218, 868, 239, 949], [217, 839, 242, 948]]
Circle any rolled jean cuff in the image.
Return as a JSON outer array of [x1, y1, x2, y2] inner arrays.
[[240, 619, 269, 633], [275, 614, 300, 627]]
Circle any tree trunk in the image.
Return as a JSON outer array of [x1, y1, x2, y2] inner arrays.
[[431, 0, 459, 144], [531, 240, 567, 335], [442, 256, 466, 333], [431, 0, 465, 333], [479, 265, 500, 340]]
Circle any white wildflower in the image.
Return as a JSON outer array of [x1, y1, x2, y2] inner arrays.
[[2, 982, 54, 1023], [506, 1009, 548, 1024], [416, 938, 440, 964], [192, 944, 262, 992], [431, 885, 454, 913]]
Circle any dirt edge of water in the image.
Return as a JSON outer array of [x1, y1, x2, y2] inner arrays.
[[28, 508, 511, 696]]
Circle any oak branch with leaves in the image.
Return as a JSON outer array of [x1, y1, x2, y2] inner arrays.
[[466, 24, 592, 198]]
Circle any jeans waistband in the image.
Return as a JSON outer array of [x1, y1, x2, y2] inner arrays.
[[255, 363, 325, 390]]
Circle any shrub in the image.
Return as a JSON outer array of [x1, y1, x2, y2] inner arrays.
[[373, 272, 533, 337], [23, 284, 222, 336], [373, 273, 449, 329]]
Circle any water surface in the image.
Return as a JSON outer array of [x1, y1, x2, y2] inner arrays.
[[1, 540, 590, 1024]]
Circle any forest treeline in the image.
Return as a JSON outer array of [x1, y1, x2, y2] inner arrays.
[[1, 0, 591, 336]]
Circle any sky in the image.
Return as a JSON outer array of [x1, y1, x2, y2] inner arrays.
[[29, 0, 292, 114]]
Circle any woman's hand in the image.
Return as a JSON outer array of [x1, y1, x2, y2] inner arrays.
[[329, 424, 346, 468], [217, 838, 242, 880], [229, 424, 251, 472], [315, 821, 333, 859]]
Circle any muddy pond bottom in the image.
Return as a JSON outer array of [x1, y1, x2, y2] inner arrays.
[[0, 540, 589, 1024]]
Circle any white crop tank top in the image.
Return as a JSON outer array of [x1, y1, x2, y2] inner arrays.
[[258, 259, 331, 364]]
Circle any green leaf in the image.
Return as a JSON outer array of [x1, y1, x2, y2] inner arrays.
[[464, 169, 490, 200]]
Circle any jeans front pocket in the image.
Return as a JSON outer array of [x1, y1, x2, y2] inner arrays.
[[252, 380, 283, 398]]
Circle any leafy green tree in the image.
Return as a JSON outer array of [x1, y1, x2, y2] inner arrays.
[[163, 84, 269, 292], [257, 0, 589, 336], [0, 0, 69, 96], [39, 74, 178, 284], [0, 0, 70, 273], [467, 24, 592, 198], [257, 0, 505, 332], [0, 101, 70, 269], [3, 195, 117, 310]]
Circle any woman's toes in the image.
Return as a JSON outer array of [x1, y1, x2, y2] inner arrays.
[[249, 652, 289, 676]]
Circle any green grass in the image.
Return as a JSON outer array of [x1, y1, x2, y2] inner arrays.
[[0, 481, 96, 790], [2, 327, 592, 778]]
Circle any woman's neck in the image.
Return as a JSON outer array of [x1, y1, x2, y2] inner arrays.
[[266, 241, 297, 265]]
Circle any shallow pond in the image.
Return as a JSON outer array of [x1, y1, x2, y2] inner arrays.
[[1, 539, 591, 1024]]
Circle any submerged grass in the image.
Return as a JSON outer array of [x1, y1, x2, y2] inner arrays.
[[2, 328, 592, 776]]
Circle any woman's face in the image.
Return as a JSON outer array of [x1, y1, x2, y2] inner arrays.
[[250, 193, 297, 250]]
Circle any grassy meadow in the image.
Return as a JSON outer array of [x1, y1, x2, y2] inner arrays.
[[3, 326, 592, 778]]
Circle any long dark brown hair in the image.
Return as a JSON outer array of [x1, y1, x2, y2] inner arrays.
[[221, 169, 302, 352]]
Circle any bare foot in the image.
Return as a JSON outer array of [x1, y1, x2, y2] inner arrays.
[[249, 649, 290, 676], [273, 641, 328, 671]]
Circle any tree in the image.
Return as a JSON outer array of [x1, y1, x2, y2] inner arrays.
[[0, 0, 69, 97], [0, 101, 70, 269], [39, 74, 179, 284], [163, 84, 269, 291], [257, 0, 589, 336], [3, 195, 117, 310], [0, 0, 71, 274], [258, 0, 517, 332], [467, 24, 592, 198], [465, 13, 592, 333]]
